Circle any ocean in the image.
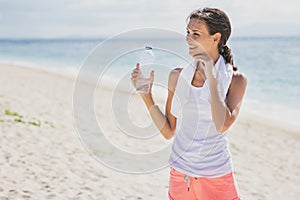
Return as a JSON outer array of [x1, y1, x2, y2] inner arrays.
[[0, 37, 299, 129]]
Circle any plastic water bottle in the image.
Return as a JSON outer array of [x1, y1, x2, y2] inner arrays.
[[136, 46, 154, 93]]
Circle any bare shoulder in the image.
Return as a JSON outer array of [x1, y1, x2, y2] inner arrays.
[[227, 71, 247, 100], [231, 71, 248, 88], [169, 67, 183, 78], [168, 67, 183, 92], [226, 71, 247, 111]]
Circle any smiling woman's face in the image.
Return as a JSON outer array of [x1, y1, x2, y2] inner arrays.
[[186, 18, 216, 58]]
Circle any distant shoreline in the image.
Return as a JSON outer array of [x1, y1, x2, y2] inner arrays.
[[0, 35, 300, 41]]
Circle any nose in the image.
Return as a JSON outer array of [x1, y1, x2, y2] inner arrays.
[[186, 34, 194, 45], [185, 34, 192, 42], [186, 34, 197, 47]]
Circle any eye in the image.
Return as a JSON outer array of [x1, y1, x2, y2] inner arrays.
[[194, 33, 200, 36]]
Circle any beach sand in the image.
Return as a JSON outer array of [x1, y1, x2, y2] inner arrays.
[[0, 63, 299, 199]]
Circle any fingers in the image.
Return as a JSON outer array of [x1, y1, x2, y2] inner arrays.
[[131, 67, 141, 78], [131, 63, 141, 78], [136, 63, 140, 69], [150, 70, 154, 84], [131, 64, 141, 88], [195, 60, 204, 71], [194, 53, 213, 70], [131, 63, 155, 92], [193, 53, 210, 62]]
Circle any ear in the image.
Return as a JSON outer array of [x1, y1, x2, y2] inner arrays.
[[213, 32, 221, 45]]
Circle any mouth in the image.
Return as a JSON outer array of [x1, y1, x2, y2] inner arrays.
[[189, 46, 197, 51]]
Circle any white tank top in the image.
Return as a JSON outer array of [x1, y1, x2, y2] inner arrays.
[[169, 55, 234, 178]]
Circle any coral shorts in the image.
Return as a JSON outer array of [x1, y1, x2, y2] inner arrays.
[[168, 167, 240, 200]]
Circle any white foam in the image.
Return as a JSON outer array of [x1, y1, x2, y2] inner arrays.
[[0, 59, 79, 79]]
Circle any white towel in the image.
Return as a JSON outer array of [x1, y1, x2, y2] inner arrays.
[[171, 55, 233, 118]]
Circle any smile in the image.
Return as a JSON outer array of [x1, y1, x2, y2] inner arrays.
[[189, 46, 197, 50]]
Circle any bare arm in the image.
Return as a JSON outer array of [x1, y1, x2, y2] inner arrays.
[[131, 64, 181, 139], [194, 54, 247, 133], [208, 71, 247, 133]]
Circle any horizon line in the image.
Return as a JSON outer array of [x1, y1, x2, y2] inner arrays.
[[0, 34, 300, 41]]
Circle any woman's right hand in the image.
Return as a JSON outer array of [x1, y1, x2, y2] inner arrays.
[[131, 63, 141, 89], [131, 63, 154, 95]]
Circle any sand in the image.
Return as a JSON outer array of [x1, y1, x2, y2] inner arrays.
[[0, 63, 299, 199]]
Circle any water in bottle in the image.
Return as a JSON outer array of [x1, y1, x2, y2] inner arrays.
[[136, 46, 154, 93]]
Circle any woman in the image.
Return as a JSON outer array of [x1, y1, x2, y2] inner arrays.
[[131, 7, 247, 200]]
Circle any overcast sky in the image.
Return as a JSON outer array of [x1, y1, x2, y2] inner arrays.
[[0, 0, 299, 38]]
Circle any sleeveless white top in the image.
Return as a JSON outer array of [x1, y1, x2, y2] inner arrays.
[[169, 55, 234, 178]]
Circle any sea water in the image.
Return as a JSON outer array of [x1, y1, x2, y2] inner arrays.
[[0, 36, 299, 130]]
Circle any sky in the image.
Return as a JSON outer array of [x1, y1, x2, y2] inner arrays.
[[0, 0, 299, 38]]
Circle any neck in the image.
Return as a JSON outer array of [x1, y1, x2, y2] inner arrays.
[[210, 52, 220, 64]]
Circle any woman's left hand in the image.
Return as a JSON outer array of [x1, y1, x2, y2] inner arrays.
[[194, 53, 216, 80]]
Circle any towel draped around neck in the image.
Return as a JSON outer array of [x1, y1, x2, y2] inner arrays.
[[171, 55, 233, 118]]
